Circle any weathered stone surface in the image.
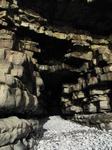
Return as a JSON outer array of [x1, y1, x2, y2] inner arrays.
[[0, 30, 15, 40], [0, 40, 14, 49], [99, 100, 111, 112], [88, 76, 98, 86], [103, 65, 112, 73], [70, 105, 83, 113], [89, 89, 111, 95], [0, 49, 5, 59], [0, 83, 38, 114], [11, 65, 24, 78], [64, 51, 93, 61], [9, 52, 27, 65], [95, 67, 102, 75], [1, 2, 112, 148], [72, 91, 85, 100], [97, 53, 112, 65], [84, 103, 97, 113], [72, 113, 112, 130], [0, 145, 13, 150], [0, 116, 39, 147], [0, 60, 12, 74], [0, 0, 9, 9]]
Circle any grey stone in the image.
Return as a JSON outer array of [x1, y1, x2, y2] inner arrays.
[[0, 116, 39, 147]]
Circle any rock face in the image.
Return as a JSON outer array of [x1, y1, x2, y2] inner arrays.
[[0, 0, 112, 147]]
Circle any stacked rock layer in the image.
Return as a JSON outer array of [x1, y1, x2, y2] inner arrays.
[[0, 0, 112, 148]]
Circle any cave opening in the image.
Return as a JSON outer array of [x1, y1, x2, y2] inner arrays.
[[40, 70, 78, 116], [15, 27, 80, 117], [33, 34, 78, 116]]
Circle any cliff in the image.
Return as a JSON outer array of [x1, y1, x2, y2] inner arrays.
[[0, 0, 112, 148]]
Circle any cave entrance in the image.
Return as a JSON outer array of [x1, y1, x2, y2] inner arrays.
[[33, 34, 78, 116], [40, 70, 78, 116], [16, 28, 80, 116], [40, 71, 62, 115]]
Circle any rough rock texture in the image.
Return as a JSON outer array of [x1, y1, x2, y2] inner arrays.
[[0, 0, 112, 147], [0, 116, 38, 147]]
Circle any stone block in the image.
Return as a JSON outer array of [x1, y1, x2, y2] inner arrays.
[[21, 21, 29, 27], [97, 53, 112, 66], [99, 73, 108, 82], [99, 100, 110, 112], [0, 85, 15, 110], [70, 84, 82, 92], [9, 52, 27, 65], [107, 73, 112, 81], [36, 77, 44, 87], [95, 67, 102, 74], [63, 87, 70, 94], [79, 62, 89, 72], [70, 105, 83, 113], [2, 21, 7, 26], [5, 74, 15, 87], [72, 39, 90, 47], [88, 76, 98, 86], [98, 94, 110, 101], [11, 65, 24, 78], [45, 30, 53, 37], [0, 39, 14, 49], [103, 65, 112, 73], [61, 97, 69, 103], [89, 89, 111, 95], [0, 29, 14, 40], [0, 49, 5, 59], [0, 73, 15, 86], [0, 72, 5, 84], [0, 11, 7, 18], [0, 0, 9, 9], [93, 38, 108, 45], [31, 58, 37, 65], [99, 73, 112, 82], [64, 51, 93, 61], [72, 91, 85, 100], [20, 40, 40, 53], [0, 60, 12, 74], [38, 26, 45, 34], [91, 45, 110, 54], [84, 103, 97, 113], [23, 90, 38, 112]]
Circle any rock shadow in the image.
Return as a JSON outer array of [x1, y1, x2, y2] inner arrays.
[[37, 117, 50, 139]]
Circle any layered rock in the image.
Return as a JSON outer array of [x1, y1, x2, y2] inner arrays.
[[0, 0, 112, 147], [0, 116, 38, 147]]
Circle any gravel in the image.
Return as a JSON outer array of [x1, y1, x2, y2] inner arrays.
[[26, 116, 112, 150]]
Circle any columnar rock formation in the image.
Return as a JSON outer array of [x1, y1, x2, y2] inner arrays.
[[0, 0, 112, 148]]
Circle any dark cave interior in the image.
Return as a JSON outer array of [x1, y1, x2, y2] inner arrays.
[[18, 0, 112, 35], [15, 27, 79, 116]]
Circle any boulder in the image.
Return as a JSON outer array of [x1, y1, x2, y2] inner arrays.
[[0, 116, 39, 147]]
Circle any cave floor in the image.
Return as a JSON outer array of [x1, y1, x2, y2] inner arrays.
[[27, 116, 112, 150]]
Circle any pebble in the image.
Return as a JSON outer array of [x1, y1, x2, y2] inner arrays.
[[26, 116, 112, 150]]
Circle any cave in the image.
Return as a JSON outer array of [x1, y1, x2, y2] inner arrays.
[[1, 2, 112, 149], [32, 34, 79, 116]]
